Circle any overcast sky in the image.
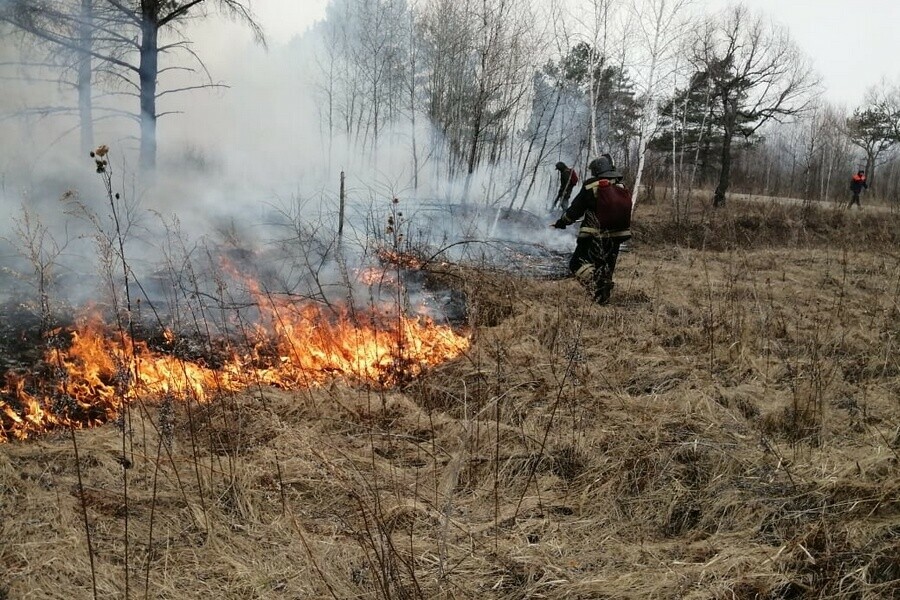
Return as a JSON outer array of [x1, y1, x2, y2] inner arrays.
[[252, 0, 898, 108], [704, 0, 899, 106]]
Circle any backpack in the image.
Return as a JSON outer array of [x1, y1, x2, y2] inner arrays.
[[569, 169, 579, 188], [592, 181, 632, 231]]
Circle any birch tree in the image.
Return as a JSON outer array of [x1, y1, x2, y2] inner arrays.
[[419, 0, 474, 177], [585, 0, 609, 157], [420, 0, 536, 184], [627, 0, 691, 214], [558, 0, 613, 159], [818, 105, 850, 202]]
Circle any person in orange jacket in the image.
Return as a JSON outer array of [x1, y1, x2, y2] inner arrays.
[[849, 170, 867, 208]]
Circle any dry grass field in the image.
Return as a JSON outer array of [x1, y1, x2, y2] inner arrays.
[[2, 198, 899, 599]]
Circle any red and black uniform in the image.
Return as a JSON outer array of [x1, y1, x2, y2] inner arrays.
[[849, 172, 867, 208], [553, 177, 632, 304], [554, 167, 579, 210]]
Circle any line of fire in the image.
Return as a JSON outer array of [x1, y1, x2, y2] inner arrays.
[[1, 249, 471, 443]]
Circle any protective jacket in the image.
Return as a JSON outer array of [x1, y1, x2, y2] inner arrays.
[[553, 177, 632, 239], [557, 168, 579, 203], [850, 173, 868, 194]]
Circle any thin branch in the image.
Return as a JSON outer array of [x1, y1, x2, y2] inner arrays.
[[155, 83, 230, 99], [158, 0, 206, 27]]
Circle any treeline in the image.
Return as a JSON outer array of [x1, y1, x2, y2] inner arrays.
[[311, 0, 823, 210], [649, 79, 900, 209], [3, 0, 898, 210]]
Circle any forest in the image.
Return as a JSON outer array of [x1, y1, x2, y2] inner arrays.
[[2, 0, 899, 211]]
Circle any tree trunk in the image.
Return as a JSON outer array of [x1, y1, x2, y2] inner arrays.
[[338, 170, 345, 237], [77, 0, 94, 155], [631, 39, 660, 215], [138, 17, 159, 173], [632, 125, 651, 214], [588, 45, 600, 157], [865, 151, 875, 193], [326, 48, 334, 172], [409, 11, 418, 191], [885, 159, 896, 206], [463, 90, 485, 202], [686, 81, 710, 221], [670, 94, 678, 219], [411, 109, 418, 191], [714, 103, 735, 207], [462, 122, 481, 202], [713, 131, 733, 206], [515, 88, 561, 211]]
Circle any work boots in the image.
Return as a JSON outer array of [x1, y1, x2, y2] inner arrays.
[[594, 280, 614, 305]]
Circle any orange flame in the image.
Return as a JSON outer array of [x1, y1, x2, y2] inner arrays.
[[356, 266, 400, 287], [1, 289, 468, 442], [376, 248, 427, 271]]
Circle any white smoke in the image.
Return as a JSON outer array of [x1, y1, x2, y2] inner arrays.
[[0, 7, 566, 319]]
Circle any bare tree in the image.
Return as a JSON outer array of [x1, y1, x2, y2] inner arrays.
[[1, 0, 264, 172], [317, 0, 411, 170], [585, 0, 609, 157], [692, 5, 817, 206], [846, 86, 900, 190], [404, 0, 421, 189], [816, 104, 850, 202], [350, 0, 408, 155], [1, 0, 103, 153], [420, 0, 536, 188], [627, 0, 692, 214], [558, 0, 614, 160]]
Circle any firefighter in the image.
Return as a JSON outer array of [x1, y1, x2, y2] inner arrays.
[[552, 161, 579, 211], [849, 170, 867, 208], [552, 154, 631, 305]]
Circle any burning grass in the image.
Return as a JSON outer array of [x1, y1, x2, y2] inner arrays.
[[0, 299, 469, 442], [1, 199, 899, 599]]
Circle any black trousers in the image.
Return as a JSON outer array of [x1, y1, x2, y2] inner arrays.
[[849, 192, 861, 207], [568, 236, 625, 304]]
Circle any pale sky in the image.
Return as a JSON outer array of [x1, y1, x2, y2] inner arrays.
[[251, 0, 898, 107], [703, 0, 900, 106], [253, 0, 329, 42]]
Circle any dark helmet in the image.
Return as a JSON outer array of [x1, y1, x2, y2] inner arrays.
[[555, 161, 567, 171], [589, 154, 622, 179]]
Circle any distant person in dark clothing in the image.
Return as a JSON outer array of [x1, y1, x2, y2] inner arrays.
[[849, 170, 867, 208], [552, 154, 632, 305], [552, 162, 579, 211]]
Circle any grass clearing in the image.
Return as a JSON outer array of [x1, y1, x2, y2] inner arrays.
[[2, 199, 899, 599]]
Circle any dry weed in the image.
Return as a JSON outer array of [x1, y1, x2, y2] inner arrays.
[[2, 200, 899, 599]]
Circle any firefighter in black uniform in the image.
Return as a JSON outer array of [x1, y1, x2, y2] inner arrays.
[[552, 161, 579, 211], [552, 154, 632, 305]]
